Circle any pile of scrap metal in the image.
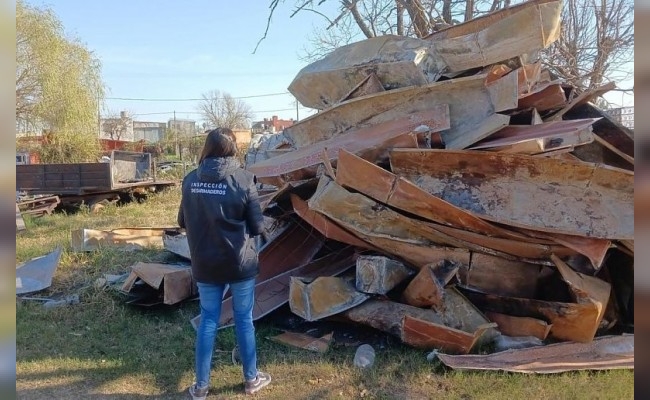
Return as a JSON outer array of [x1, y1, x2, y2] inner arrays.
[[166, 0, 633, 372]]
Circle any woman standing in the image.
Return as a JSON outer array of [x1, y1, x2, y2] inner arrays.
[[178, 128, 271, 398]]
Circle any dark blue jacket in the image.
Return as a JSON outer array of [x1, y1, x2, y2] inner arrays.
[[178, 156, 264, 284]]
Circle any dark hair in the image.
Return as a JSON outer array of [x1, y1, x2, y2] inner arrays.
[[199, 128, 237, 163]]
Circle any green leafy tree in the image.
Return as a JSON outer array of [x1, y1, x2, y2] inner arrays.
[[16, 0, 105, 163]]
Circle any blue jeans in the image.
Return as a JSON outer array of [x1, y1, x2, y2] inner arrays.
[[195, 278, 258, 387]]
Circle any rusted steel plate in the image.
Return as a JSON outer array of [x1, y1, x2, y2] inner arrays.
[[290, 276, 369, 321], [122, 262, 195, 306], [485, 311, 552, 340], [390, 149, 634, 239], [517, 228, 612, 270], [518, 83, 567, 111], [552, 254, 611, 330], [470, 118, 597, 153], [336, 150, 575, 259], [269, 331, 334, 353], [72, 227, 173, 252], [289, 36, 435, 110], [464, 256, 611, 342], [355, 255, 414, 295], [426, 0, 561, 72], [308, 177, 474, 268], [338, 72, 385, 103], [402, 266, 445, 308], [215, 248, 355, 329], [248, 108, 447, 186], [486, 71, 519, 112], [464, 253, 542, 298], [547, 82, 617, 122], [565, 102, 634, 160], [402, 316, 496, 354], [437, 334, 634, 373], [484, 63, 542, 96], [291, 194, 373, 249], [336, 149, 555, 245], [345, 288, 497, 346], [284, 74, 507, 150]]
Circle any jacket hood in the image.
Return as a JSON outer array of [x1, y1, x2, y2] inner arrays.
[[197, 157, 241, 182]]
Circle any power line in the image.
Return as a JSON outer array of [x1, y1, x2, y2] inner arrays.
[[106, 92, 292, 101], [131, 107, 311, 117]]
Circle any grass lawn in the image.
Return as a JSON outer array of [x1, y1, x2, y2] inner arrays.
[[16, 187, 634, 399]]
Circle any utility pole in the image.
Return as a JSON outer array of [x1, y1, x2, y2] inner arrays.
[[97, 93, 101, 137], [295, 98, 299, 121]]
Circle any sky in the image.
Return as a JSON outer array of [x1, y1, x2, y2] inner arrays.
[[25, 0, 344, 124], [24, 0, 634, 126]]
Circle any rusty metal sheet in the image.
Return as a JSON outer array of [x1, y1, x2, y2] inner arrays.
[[291, 194, 373, 249], [518, 83, 567, 111], [485, 63, 542, 96], [517, 228, 612, 270], [355, 255, 414, 295], [16, 247, 62, 294], [547, 82, 617, 122], [289, 36, 437, 110], [565, 102, 634, 161], [308, 177, 472, 268], [426, 0, 561, 72], [402, 266, 445, 308], [290, 276, 370, 321], [486, 71, 519, 113], [390, 149, 634, 239], [338, 72, 386, 103], [284, 74, 507, 150], [248, 108, 447, 186], [121, 262, 196, 305], [345, 288, 497, 347], [465, 253, 542, 298], [470, 118, 597, 153], [485, 311, 552, 339], [437, 334, 634, 373], [336, 149, 529, 241], [460, 281, 606, 344], [268, 331, 334, 353], [162, 230, 191, 259], [552, 254, 611, 330], [72, 227, 172, 252], [402, 316, 496, 354], [208, 248, 356, 330]]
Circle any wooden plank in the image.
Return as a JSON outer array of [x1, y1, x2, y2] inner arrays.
[[284, 74, 509, 150], [427, 0, 561, 72], [390, 149, 634, 239], [248, 107, 447, 186], [16, 204, 26, 231], [437, 335, 634, 373], [485, 311, 552, 339]]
